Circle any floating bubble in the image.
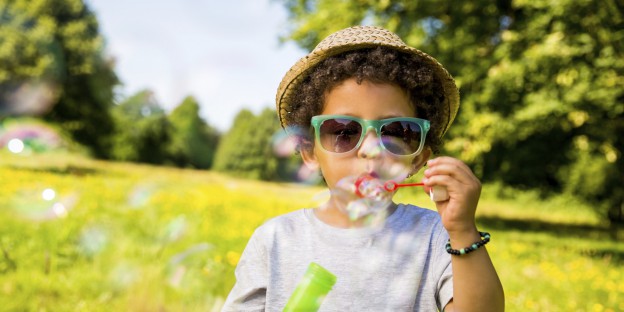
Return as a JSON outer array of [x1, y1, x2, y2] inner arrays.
[[109, 262, 140, 290], [274, 126, 310, 155], [127, 183, 157, 208], [78, 226, 108, 257], [272, 130, 299, 157], [0, 80, 59, 116], [51, 202, 68, 218], [166, 243, 213, 288], [296, 165, 322, 185], [10, 187, 77, 221], [0, 119, 64, 153], [161, 215, 187, 243]]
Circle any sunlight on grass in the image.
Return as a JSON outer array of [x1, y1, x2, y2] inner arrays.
[[1, 151, 622, 311]]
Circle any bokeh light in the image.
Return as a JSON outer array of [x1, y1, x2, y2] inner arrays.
[[7, 138, 24, 153], [41, 188, 56, 201]]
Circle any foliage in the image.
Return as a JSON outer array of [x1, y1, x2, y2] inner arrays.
[[167, 96, 220, 169], [0, 0, 119, 158], [213, 108, 296, 181], [278, 0, 624, 223], [111, 90, 171, 164], [0, 152, 622, 311]]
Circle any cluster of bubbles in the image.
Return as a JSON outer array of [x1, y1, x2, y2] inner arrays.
[[1, 80, 228, 304], [272, 126, 416, 223], [332, 162, 411, 222]]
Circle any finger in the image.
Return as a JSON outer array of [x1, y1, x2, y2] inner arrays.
[[423, 174, 480, 198], [424, 164, 476, 186], [427, 158, 479, 183], [426, 157, 474, 177]]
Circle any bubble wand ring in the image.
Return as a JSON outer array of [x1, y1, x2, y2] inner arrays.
[[354, 174, 449, 202], [382, 181, 424, 192]]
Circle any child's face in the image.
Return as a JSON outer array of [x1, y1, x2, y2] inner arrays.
[[302, 78, 431, 191]]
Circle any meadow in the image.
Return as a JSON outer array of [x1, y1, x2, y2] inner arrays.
[[0, 151, 622, 311]]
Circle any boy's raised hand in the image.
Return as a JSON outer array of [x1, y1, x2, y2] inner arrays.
[[422, 156, 481, 236]]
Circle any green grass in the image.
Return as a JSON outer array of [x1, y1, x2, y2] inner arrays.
[[0, 151, 622, 311]]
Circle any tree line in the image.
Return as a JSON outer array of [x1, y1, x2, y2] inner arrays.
[[279, 0, 623, 224], [1, 0, 622, 224]]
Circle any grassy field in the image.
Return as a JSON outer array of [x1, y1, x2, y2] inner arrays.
[[0, 151, 622, 311]]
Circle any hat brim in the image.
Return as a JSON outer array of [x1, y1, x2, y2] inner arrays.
[[276, 26, 459, 138]]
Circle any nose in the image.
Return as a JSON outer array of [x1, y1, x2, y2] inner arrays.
[[357, 127, 382, 159]]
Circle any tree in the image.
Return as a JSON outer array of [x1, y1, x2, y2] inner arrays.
[[111, 89, 171, 164], [279, 0, 624, 223], [167, 96, 220, 169], [213, 108, 289, 180], [0, 0, 119, 157]]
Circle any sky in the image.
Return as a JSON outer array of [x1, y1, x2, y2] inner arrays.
[[86, 0, 307, 132]]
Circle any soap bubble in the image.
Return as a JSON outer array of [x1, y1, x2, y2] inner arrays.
[[78, 226, 109, 257], [0, 119, 64, 153], [127, 183, 158, 208], [10, 187, 77, 220], [161, 215, 187, 244], [166, 243, 213, 288], [109, 262, 140, 291], [324, 161, 412, 221], [271, 126, 321, 184], [0, 80, 59, 116], [272, 129, 299, 157]]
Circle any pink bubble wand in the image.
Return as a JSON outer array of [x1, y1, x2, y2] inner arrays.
[[354, 174, 449, 202]]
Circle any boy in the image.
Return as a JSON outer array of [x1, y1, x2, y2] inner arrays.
[[223, 26, 504, 311]]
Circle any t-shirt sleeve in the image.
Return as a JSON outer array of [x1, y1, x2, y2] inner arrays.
[[221, 230, 268, 312], [433, 221, 454, 311]]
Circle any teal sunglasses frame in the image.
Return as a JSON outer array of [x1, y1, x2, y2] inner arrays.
[[310, 115, 430, 156]]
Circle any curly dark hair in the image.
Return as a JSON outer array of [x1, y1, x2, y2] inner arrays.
[[287, 46, 446, 154]]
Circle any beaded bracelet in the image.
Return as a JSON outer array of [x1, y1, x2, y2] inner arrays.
[[445, 231, 491, 256]]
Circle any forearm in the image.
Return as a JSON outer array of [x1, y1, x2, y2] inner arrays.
[[447, 229, 504, 312]]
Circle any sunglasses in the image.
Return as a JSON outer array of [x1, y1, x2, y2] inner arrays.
[[310, 115, 430, 156]]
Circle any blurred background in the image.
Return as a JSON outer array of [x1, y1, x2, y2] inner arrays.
[[0, 0, 622, 311]]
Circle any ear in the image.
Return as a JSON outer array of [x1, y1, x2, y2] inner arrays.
[[300, 143, 319, 171], [409, 147, 432, 175]]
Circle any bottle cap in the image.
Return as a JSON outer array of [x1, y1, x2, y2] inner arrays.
[[307, 262, 337, 288]]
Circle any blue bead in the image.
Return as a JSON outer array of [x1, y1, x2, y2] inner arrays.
[[472, 244, 478, 249], [460, 248, 466, 255]]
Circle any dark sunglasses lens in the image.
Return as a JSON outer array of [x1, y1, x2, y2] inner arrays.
[[380, 121, 423, 155], [318, 118, 362, 153]]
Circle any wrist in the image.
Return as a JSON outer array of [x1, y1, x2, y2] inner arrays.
[[446, 231, 491, 256], [446, 225, 479, 241]]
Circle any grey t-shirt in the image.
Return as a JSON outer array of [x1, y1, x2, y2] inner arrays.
[[222, 204, 453, 311]]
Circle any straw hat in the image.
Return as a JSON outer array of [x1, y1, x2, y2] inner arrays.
[[276, 25, 460, 138]]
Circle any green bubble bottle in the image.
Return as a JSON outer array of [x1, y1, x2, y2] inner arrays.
[[283, 262, 337, 312]]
